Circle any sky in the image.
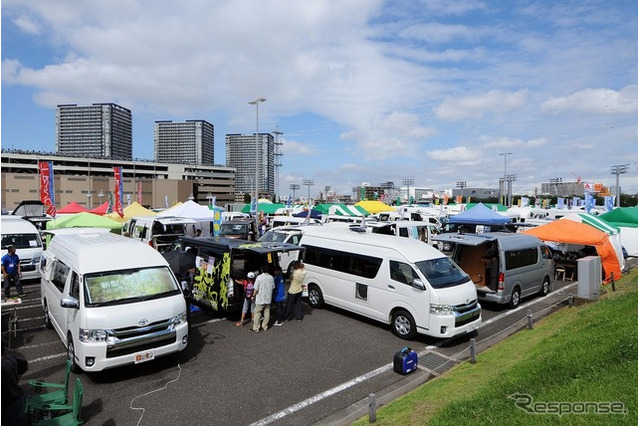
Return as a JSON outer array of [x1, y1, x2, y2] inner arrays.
[[1, 0, 638, 199]]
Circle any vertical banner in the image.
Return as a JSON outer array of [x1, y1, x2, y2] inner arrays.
[[584, 193, 594, 213], [137, 181, 142, 205], [38, 161, 57, 217], [113, 167, 124, 217], [443, 195, 449, 205], [557, 198, 565, 209], [455, 195, 462, 204], [521, 197, 530, 207], [605, 195, 615, 212], [164, 195, 169, 209], [212, 206, 223, 236]]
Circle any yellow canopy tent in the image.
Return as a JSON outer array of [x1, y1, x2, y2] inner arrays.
[[105, 201, 157, 223], [355, 200, 396, 214]]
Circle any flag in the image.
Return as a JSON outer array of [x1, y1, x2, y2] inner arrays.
[[455, 195, 462, 204], [521, 197, 530, 207], [113, 167, 124, 217], [557, 198, 565, 209], [38, 161, 57, 217], [605, 196, 615, 211], [137, 181, 142, 204], [212, 206, 223, 236], [287, 194, 292, 208], [584, 193, 594, 213]]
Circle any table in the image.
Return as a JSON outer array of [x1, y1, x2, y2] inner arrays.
[[1, 297, 22, 349]]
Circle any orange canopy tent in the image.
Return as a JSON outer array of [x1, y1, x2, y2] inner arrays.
[[523, 219, 621, 283]]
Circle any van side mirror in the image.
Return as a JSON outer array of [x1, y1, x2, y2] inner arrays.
[[61, 297, 79, 310], [411, 279, 426, 291]]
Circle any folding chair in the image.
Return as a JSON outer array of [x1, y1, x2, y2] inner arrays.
[[33, 378, 83, 426], [26, 360, 72, 414]]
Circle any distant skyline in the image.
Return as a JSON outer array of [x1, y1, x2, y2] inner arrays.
[[1, 0, 638, 197]]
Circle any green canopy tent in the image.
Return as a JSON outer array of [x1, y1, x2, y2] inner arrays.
[[314, 203, 370, 216], [241, 203, 286, 215], [598, 207, 638, 256], [465, 202, 508, 212], [46, 212, 122, 232]]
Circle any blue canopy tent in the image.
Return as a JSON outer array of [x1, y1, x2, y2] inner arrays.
[[448, 203, 511, 226], [292, 209, 323, 219]]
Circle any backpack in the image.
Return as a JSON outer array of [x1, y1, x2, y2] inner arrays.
[[245, 282, 254, 298]]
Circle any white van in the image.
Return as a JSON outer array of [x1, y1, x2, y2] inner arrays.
[[1, 216, 43, 280], [270, 216, 322, 228], [40, 232, 189, 373], [364, 220, 440, 247], [123, 216, 197, 252], [299, 226, 481, 339]]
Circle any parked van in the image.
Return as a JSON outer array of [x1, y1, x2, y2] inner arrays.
[[299, 226, 481, 339], [170, 236, 304, 313], [270, 216, 322, 228], [1, 216, 43, 280], [218, 218, 258, 241], [40, 232, 189, 373], [124, 216, 197, 252], [258, 225, 309, 274], [433, 232, 554, 308], [365, 220, 440, 247]]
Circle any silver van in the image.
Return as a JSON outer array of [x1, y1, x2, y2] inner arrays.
[[433, 232, 554, 308]]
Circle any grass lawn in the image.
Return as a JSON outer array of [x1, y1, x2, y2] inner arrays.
[[354, 268, 638, 425]]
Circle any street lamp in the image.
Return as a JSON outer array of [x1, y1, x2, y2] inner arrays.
[[611, 164, 629, 207], [98, 190, 104, 205], [302, 179, 314, 203], [86, 193, 92, 209], [249, 97, 266, 215], [402, 178, 414, 204]]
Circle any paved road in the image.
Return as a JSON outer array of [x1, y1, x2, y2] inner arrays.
[[6, 262, 633, 426]]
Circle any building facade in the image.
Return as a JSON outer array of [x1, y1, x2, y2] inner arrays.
[[225, 133, 274, 198], [154, 120, 214, 165], [55, 103, 133, 160], [1, 151, 236, 211]]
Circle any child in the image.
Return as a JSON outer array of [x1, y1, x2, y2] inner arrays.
[[235, 272, 255, 326]]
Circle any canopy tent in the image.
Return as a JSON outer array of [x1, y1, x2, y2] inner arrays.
[[561, 213, 624, 270], [241, 203, 286, 215], [105, 201, 157, 223], [57, 201, 90, 214], [157, 200, 214, 221], [46, 212, 122, 231], [354, 200, 395, 214], [598, 206, 638, 256], [89, 202, 110, 215], [315, 203, 369, 217], [447, 203, 511, 226], [465, 202, 508, 212], [292, 209, 323, 219], [523, 219, 621, 283]]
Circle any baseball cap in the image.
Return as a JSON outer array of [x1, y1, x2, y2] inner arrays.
[[247, 272, 255, 279]]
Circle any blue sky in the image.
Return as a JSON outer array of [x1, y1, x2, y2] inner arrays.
[[1, 0, 638, 198]]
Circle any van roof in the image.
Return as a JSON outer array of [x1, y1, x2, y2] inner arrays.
[[1, 216, 41, 232], [433, 232, 542, 250], [47, 232, 169, 274], [300, 225, 445, 262], [178, 236, 302, 255]]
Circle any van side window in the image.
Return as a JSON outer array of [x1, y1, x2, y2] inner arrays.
[[52, 261, 70, 293], [541, 245, 552, 260], [70, 272, 80, 299], [505, 248, 538, 270], [290, 235, 300, 245], [303, 245, 382, 279], [390, 261, 417, 285]]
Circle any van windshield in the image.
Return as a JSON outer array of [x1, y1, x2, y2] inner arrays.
[[84, 266, 180, 307], [259, 230, 289, 243], [2, 233, 42, 249], [219, 223, 248, 236], [415, 257, 469, 289]]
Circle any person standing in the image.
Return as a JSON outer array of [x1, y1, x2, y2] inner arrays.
[[1, 351, 29, 426], [272, 267, 286, 326], [235, 272, 256, 327], [251, 266, 275, 333], [285, 261, 307, 323], [1, 246, 24, 299]]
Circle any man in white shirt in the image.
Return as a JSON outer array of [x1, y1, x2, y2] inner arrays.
[[251, 266, 275, 333]]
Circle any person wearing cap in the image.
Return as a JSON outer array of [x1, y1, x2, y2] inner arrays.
[[1, 246, 24, 299], [235, 272, 256, 327]]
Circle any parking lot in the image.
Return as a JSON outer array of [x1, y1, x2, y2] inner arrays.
[[2, 268, 603, 426]]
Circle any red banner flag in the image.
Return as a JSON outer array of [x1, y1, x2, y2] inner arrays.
[[113, 167, 124, 218], [38, 161, 57, 217]]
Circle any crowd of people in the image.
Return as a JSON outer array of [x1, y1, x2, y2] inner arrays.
[[234, 260, 308, 333]]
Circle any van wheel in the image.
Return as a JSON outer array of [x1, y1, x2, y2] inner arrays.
[[67, 334, 81, 374], [539, 277, 550, 296], [391, 309, 416, 340], [307, 284, 324, 308], [508, 287, 521, 309], [43, 301, 53, 329]]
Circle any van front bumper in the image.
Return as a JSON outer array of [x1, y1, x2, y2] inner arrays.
[[427, 304, 482, 338], [73, 322, 189, 372]]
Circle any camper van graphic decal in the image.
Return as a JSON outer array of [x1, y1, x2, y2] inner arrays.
[[192, 252, 231, 311]]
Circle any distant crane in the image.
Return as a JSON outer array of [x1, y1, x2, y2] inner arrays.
[[571, 172, 582, 184]]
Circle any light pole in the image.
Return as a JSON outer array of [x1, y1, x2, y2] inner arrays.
[[289, 184, 300, 203], [302, 179, 314, 203], [98, 190, 104, 205], [611, 164, 629, 207], [402, 178, 414, 204], [249, 97, 266, 215], [86, 193, 92, 209], [499, 152, 512, 204], [549, 178, 562, 196], [456, 181, 467, 201]]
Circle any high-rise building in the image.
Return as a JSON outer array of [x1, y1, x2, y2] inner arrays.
[[55, 103, 132, 160], [226, 133, 274, 197], [154, 120, 214, 165]]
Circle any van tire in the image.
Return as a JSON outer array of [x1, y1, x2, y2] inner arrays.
[[67, 333, 81, 374], [508, 286, 521, 309], [307, 284, 324, 308], [539, 277, 550, 296], [43, 300, 53, 329], [391, 309, 416, 340]]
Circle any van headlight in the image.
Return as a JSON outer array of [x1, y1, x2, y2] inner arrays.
[[79, 328, 108, 342], [430, 304, 453, 315], [171, 312, 187, 326]]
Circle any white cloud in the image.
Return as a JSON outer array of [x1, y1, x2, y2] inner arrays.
[[425, 146, 482, 165], [13, 15, 40, 35], [482, 136, 548, 149], [541, 85, 638, 115], [436, 90, 529, 121]]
